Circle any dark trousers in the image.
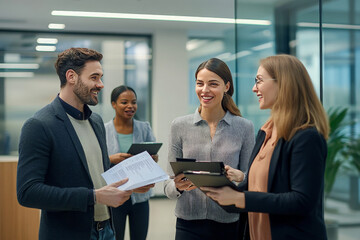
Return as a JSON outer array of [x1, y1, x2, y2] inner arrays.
[[175, 218, 240, 240], [112, 199, 149, 240]]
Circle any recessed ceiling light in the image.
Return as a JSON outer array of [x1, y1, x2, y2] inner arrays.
[[0, 72, 34, 78], [298, 22, 360, 30], [48, 23, 65, 29], [0, 63, 40, 69], [51, 10, 271, 25], [37, 38, 58, 44], [36, 45, 57, 52]]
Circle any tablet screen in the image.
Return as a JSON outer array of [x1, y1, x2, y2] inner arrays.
[[127, 142, 162, 155]]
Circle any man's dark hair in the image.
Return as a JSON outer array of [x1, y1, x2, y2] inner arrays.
[[54, 48, 103, 87]]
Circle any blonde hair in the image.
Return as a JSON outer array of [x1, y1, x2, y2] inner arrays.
[[195, 58, 241, 116], [260, 54, 329, 140]]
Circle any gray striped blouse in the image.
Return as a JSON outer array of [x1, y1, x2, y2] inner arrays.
[[164, 109, 255, 223]]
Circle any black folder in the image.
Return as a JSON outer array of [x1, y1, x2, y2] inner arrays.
[[170, 160, 237, 190], [170, 161, 224, 176], [127, 142, 162, 155], [170, 159, 241, 213], [183, 170, 237, 189]]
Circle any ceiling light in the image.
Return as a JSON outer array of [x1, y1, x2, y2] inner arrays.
[[48, 23, 66, 29], [0, 63, 39, 69], [37, 38, 58, 44], [298, 22, 360, 30], [51, 10, 271, 25], [0, 72, 34, 78], [36, 45, 56, 52], [235, 19, 271, 25]]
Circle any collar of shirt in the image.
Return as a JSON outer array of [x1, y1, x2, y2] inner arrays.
[[57, 95, 92, 120], [260, 119, 276, 144], [192, 107, 232, 125]]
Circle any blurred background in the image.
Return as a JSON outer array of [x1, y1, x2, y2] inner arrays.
[[0, 0, 359, 239]]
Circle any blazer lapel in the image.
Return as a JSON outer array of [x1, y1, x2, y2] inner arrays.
[[248, 130, 266, 170], [267, 138, 284, 190], [52, 98, 92, 180]]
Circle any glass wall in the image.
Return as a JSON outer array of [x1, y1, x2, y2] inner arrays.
[[233, 0, 359, 238], [0, 31, 151, 155], [235, 0, 321, 131], [322, 0, 360, 230]]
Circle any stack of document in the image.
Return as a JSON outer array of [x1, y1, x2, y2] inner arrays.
[[102, 151, 169, 190]]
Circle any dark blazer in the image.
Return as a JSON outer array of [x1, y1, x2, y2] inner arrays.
[[237, 127, 327, 240], [17, 97, 111, 240]]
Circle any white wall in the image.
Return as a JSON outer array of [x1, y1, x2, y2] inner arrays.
[[101, 41, 125, 122], [151, 30, 189, 195]]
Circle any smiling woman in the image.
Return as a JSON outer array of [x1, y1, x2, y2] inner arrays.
[[164, 58, 255, 240], [195, 69, 229, 111], [104, 85, 158, 240], [252, 65, 278, 110]]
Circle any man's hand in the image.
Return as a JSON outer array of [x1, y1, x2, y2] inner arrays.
[[95, 178, 132, 207], [133, 183, 155, 193]]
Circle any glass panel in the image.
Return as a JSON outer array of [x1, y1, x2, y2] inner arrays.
[[0, 31, 151, 155], [124, 40, 152, 121], [322, 0, 360, 238], [235, 0, 277, 130], [234, 0, 360, 238], [235, 0, 321, 131]]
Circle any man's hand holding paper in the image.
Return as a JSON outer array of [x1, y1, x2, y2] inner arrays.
[[102, 151, 169, 190]]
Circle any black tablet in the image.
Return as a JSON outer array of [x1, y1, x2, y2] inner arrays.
[[127, 142, 162, 155]]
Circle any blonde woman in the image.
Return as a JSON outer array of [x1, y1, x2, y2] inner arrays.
[[202, 55, 329, 240]]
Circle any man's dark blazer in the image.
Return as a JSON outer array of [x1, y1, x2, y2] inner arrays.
[[236, 127, 328, 240], [17, 97, 111, 240]]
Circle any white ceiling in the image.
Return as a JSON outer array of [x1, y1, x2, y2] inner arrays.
[[0, 0, 238, 36], [1, 0, 351, 37]]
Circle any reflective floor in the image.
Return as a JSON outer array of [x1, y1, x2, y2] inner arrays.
[[122, 197, 360, 240]]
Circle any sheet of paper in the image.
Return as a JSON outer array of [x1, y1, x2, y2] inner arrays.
[[101, 151, 169, 190]]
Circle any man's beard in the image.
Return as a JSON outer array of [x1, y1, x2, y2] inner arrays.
[[73, 77, 99, 106]]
